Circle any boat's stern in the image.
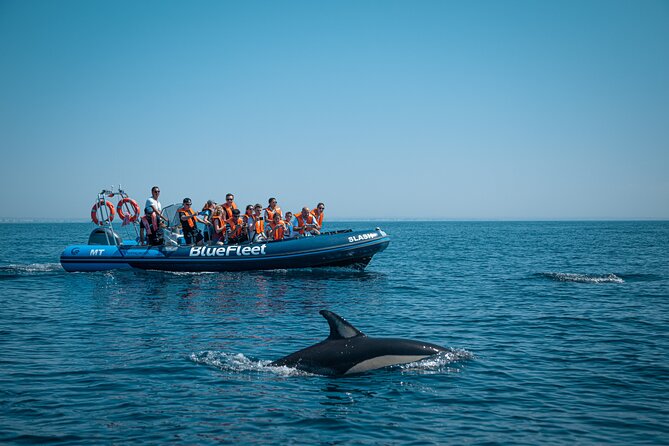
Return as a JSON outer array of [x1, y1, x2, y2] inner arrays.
[[59, 245, 131, 272]]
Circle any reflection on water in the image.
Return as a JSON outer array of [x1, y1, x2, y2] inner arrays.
[[320, 383, 377, 406], [84, 267, 388, 320]]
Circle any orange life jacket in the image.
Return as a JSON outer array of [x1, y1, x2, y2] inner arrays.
[[222, 202, 238, 220], [211, 215, 225, 234], [226, 216, 244, 238], [296, 214, 316, 235], [310, 209, 324, 228], [269, 220, 285, 240], [253, 215, 264, 235], [264, 206, 282, 221], [178, 207, 198, 230]]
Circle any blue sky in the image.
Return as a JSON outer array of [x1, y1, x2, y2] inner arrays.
[[1, 0, 667, 220]]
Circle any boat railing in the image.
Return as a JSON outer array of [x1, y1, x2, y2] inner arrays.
[[92, 185, 140, 249]]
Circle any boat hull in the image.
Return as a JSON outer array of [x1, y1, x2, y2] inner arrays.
[[60, 229, 389, 273]]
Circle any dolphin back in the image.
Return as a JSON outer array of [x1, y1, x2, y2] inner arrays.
[[320, 310, 365, 340], [268, 310, 449, 375], [269, 310, 366, 374]]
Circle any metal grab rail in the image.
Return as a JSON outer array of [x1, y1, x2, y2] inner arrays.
[[92, 185, 140, 248]]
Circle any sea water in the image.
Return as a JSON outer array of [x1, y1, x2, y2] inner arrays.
[[0, 221, 667, 444]]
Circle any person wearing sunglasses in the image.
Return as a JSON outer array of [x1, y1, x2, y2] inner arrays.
[[221, 193, 238, 220], [177, 198, 206, 245], [145, 186, 168, 223], [310, 202, 325, 230]]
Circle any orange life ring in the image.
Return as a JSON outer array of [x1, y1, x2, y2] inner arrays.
[[91, 200, 115, 225], [117, 198, 140, 222]]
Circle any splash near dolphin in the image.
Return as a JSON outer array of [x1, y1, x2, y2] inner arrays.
[[270, 310, 450, 375]]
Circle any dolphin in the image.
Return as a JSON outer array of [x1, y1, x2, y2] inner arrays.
[[269, 310, 449, 375]]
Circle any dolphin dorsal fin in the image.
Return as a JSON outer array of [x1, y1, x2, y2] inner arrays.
[[320, 310, 365, 340]]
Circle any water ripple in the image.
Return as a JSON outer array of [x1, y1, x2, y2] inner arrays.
[[1, 221, 668, 445]]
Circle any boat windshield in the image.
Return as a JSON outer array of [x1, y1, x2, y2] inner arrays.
[[162, 203, 182, 230]]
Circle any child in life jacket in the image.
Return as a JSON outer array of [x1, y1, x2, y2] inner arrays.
[[283, 212, 297, 239], [266, 212, 286, 241]]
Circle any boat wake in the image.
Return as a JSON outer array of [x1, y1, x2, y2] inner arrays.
[[190, 349, 473, 377], [538, 272, 624, 284], [159, 270, 218, 277], [0, 263, 64, 279]]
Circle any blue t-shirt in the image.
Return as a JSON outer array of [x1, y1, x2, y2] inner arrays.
[[284, 219, 297, 239], [199, 209, 213, 236]]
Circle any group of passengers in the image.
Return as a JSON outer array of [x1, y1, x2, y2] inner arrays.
[[139, 186, 325, 246]]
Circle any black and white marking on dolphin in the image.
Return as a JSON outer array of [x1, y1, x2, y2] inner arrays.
[[269, 310, 449, 375]]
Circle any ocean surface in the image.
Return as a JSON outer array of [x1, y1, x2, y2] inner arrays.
[[1, 221, 668, 445]]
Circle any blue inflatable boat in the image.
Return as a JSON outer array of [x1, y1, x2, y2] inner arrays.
[[60, 228, 390, 272], [61, 188, 390, 273]]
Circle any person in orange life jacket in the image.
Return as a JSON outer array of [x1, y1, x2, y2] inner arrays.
[[310, 202, 325, 229], [177, 198, 206, 245], [263, 197, 282, 222], [225, 208, 247, 244], [210, 205, 226, 245], [242, 204, 254, 225], [248, 203, 265, 241], [295, 207, 321, 235], [221, 193, 238, 220], [283, 211, 297, 239], [265, 212, 286, 241], [139, 208, 164, 246]]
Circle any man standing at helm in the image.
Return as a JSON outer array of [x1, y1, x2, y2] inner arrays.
[[145, 186, 168, 223]]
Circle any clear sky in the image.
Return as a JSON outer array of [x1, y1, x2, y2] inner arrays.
[[1, 0, 667, 220]]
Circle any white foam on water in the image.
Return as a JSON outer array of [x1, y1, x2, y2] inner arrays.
[[396, 349, 474, 374], [191, 349, 474, 377], [189, 351, 315, 377], [541, 272, 624, 284], [161, 271, 218, 277], [2, 263, 64, 273]]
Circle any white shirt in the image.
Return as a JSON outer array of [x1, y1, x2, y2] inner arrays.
[[145, 197, 162, 214]]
